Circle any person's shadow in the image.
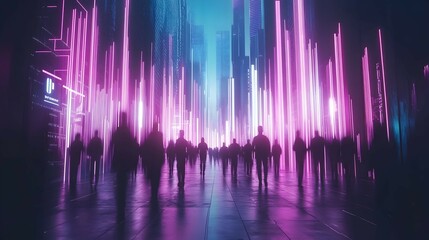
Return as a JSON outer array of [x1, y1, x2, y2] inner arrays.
[[257, 186, 269, 220], [141, 198, 163, 239]]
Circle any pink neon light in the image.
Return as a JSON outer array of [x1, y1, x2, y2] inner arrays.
[[285, 28, 295, 169], [44, 0, 406, 177], [294, 0, 309, 144], [88, 1, 97, 111], [275, 0, 285, 152], [328, 59, 336, 138], [63, 85, 85, 97], [121, 0, 130, 112], [42, 69, 62, 80], [378, 29, 390, 140], [338, 24, 347, 136], [334, 33, 344, 137], [362, 47, 373, 146]]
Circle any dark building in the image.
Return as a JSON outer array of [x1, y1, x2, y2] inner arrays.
[[216, 30, 231, 123], [249, 0, 265, 87], [232, 0, 247, 117]]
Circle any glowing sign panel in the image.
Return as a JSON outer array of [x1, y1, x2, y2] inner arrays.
[[32, 69, 63, 110], [44, 77, 60, 106]]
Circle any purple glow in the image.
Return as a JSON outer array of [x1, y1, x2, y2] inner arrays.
[[378, 29, 390, 140], [32, 0, 405, 181], [275, 0, 285, 158], [362, 47, 373, 146], [42, 70, 62, 81]]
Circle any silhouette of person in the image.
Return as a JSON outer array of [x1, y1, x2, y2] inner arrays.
[[369, 123, 391, 206], [139, 137, 148, 178], [293, 130, 307, 187], [175, 130, 188, 188], [166, 140, 175, 176], [272, 139, 282, 176], [252, 126, 271, 186], [310, 130, 325, 183], [188, 141, 197, 166], [243, 139, 253, 176], [229, 139, 241, 179], [208, 147, 213, 160], [130, 137, 139, 178], [87, 130, 103, 187], [69, 133, 84, 189], [198, 137, 208, 176], [220, 143, 229, 175], [341, 134, 356, 185], [213, 147, 219, 160], [329, 137, 341, 181], [142, 122, 165, 200], [111, 112, 133, 218]]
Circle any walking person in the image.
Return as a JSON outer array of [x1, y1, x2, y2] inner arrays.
[[220, 143, 229, 176], [243, 140, 253, 176], [198, 137, 208, 176], [341, 134, 356, 185], [329, 137, 341, 181], [69, 133, 84, 190], [272, 139, 282, 176], [175, 130, 188, 188], [309, 131, 325, 184], [111, 113, 134, 219], [87, 130, 103, 188], [142, 122, 165, 200], [252, 126, 271, 186], [166, 140, 175, 176], [229, 138, 241, 179], [293, 130, 306, 187]]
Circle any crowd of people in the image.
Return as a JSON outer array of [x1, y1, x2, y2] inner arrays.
[[68, 112, 418, 230], [68, 113, 365, 198]]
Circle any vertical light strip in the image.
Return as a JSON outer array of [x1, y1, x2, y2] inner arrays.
[[121, 0, 130, 112], [294, 0, 308, 143], [378, 29, 390, 140], [334, 33, 343, 137], [63, 9, 77, 183], [285, 29, 295, 169], [275, 0, 285, 150], [328, 59, 336, 138], [338, 24, 347, 136], [88, 0, 97, 112], [362, 47, 373, 146]]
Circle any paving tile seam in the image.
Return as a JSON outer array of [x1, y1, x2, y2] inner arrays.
[[269, 220, 292, 239], [297, 208, 353, 240], [226, 180, 257, 240], [95, 206, 150, 240], [341, 210, 376, 226], [275, 186, 356, 240], [204, 171, 216, 240]]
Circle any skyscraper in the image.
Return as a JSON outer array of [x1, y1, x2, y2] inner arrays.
[[216, 31, 231, 122], [191, 25, 206, 86], [249, 0, 265, 87], [232, 0, 246, 117]]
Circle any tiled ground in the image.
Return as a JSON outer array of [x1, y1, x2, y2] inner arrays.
[[38, 159, 379, 239]]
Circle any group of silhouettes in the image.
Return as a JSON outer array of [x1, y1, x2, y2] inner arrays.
[[293, 130, 356, 187], [68, 112, 358, 200]]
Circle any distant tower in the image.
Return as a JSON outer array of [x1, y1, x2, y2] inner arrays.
[[216, 31, 231, 123]]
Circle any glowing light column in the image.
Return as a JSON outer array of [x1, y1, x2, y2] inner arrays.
[[362, 47, 373, 146], [121, 0, 130, 112], [294, 0, 309, 142], [284, 29, 295, 169], [378, 29, 390, 140], [275, 0, 285, 153]]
